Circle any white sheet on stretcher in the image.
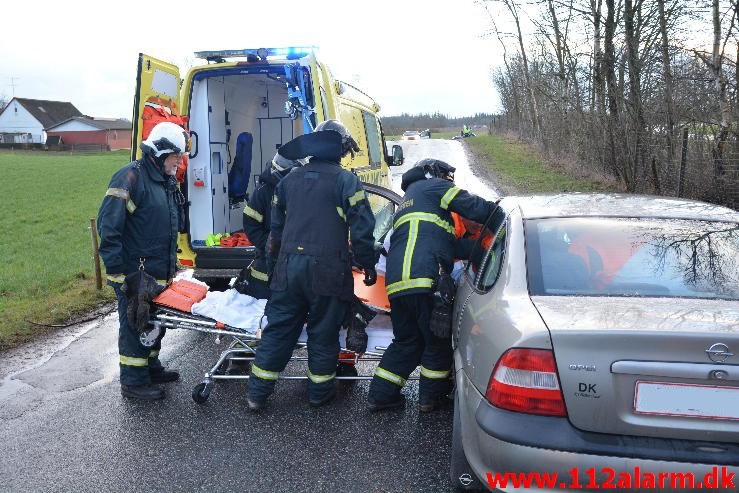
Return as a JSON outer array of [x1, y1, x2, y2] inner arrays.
[[191, 289, 267, 330], [178, 270, 394, 351], [188, 289, 393, 351]]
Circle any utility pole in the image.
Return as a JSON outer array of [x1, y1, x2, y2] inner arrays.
[[9, 77, 19, 97]]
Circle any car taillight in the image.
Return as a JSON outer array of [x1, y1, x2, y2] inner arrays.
[[485, 348, 567, 417]]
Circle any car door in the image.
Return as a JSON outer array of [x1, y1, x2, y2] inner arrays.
[[453, 205, 509, 389], [354, 183, 403, 312]]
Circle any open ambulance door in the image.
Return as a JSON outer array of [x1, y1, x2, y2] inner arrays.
[[131, 54, 182, 162], [283, 62, 317, 133]]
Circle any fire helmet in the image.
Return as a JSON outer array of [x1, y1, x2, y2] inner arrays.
[[314, 119, 360, 157], [271, 151, 296, 178], [141, 122, 190, 158], [415, 158, 456, 180]]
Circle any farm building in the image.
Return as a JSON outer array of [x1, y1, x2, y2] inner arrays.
[[0, 98, 82, 144], [46, 117, 131, 150]]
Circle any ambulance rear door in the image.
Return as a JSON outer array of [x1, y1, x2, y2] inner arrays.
[[131, 54, 182, 161]]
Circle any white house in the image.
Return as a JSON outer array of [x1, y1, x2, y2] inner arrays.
[[0, 98, 83, 144]]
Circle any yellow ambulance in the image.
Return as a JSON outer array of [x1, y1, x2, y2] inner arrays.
[[131, 47, 403, 281]]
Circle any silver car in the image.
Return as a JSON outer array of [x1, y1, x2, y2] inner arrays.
[[451, 194, 739, 491]]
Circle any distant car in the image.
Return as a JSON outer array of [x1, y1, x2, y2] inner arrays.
[[420, 129, 431, 139], [451, 193, 739, 491], [401, 130, 421, 141]]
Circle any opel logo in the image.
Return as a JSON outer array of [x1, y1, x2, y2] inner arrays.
[[706, 343, 734, 363], [458, 474, 474, 486]]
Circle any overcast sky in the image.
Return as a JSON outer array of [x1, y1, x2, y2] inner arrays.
[[0, 0, 502, 119]]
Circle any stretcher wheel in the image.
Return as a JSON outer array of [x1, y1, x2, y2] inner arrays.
[[192, 382, 212, 404]]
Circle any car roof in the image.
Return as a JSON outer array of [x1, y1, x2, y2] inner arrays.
[[403, 130, 419, 134], [503, 193, 739, 221]]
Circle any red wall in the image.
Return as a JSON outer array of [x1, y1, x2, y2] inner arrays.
[[47, 130, 131, 150]]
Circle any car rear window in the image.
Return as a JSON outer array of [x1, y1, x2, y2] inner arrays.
[[525, 218, 739, 299]]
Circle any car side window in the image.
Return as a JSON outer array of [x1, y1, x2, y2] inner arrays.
[[465, 207, 507, 286], [477, 223, 507, 291], [362, 186, 401, 244]]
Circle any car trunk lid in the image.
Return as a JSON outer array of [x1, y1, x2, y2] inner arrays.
[[532, 296, 739, 443]]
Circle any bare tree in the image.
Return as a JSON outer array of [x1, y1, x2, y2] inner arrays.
[[657, 0, 677, 179], [502, 0, 543, 140]]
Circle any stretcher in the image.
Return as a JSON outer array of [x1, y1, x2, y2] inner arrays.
[[147, 273, 401, 404]]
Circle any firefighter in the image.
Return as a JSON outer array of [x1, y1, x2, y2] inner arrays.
[[237, 152, 296, 299], [367, 158, 497, 412], [97, 121, 189, 400], [246, 120, 378, 411]]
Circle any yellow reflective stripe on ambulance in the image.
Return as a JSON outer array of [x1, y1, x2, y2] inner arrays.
[[336, 207, 346, 221], [307, 370, 336, 384], [348, 190, 366, 206], [393, 212, 455, 235], [385, 278, 434, 296], [250, 266, 269, 282], [420, 365, 451, 379], [374, 367, 407, 387], [243, 205, 263, 223], [251, 364, 279, 380], [120, 355, 148, 367], [440, 186, 461, 210]]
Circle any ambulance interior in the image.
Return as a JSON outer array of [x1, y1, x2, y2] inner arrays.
[[185, 70, 305, 248]]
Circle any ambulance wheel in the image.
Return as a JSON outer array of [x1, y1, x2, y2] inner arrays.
[[192, 382, 211, 404]]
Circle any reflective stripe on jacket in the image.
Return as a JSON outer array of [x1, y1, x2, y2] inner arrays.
[[385, 175, 495, 299]]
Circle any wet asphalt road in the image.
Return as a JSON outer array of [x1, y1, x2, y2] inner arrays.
[[0, 139, 498, 492]]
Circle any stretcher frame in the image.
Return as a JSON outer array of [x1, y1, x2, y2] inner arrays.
[[150, 305, 408, 404]]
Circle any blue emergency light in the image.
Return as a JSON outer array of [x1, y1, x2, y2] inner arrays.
[[194, 47, 318, 62]]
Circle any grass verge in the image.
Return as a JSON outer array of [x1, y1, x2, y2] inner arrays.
[[0, 150, 123, 350], [466, 133, 617, 194]]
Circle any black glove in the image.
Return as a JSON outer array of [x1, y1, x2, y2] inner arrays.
[[429, 295, 453, 339], [233, 267, 250, 295], [120, 270, 165, 332], [344, 298, 376, 354], [363, 267, 377, 286], [435, 271, 456, 306], [345, 318, 369, 354]]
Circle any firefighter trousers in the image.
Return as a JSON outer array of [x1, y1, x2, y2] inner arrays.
[[368, 293, 453, 402], [113, 284, 166, 386], [247, 255, 348, 404]]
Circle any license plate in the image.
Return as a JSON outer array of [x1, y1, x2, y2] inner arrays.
[[634, 381, 739, 420]]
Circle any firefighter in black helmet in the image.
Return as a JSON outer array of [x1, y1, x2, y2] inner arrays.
[[367, 158, 497, 412], [246, 120, 378, 411], [237, 152, 297, 299]]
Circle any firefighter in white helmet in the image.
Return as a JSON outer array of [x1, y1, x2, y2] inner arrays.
[[97, 121, 190, 400]]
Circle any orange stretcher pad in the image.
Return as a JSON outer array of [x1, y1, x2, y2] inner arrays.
[[153, 279, 209, 313], [352, 270, 390, 312]]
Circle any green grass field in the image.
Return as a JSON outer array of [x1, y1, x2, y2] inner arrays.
[[0, 150, 124, 349], [466, 134, 614, 193]]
